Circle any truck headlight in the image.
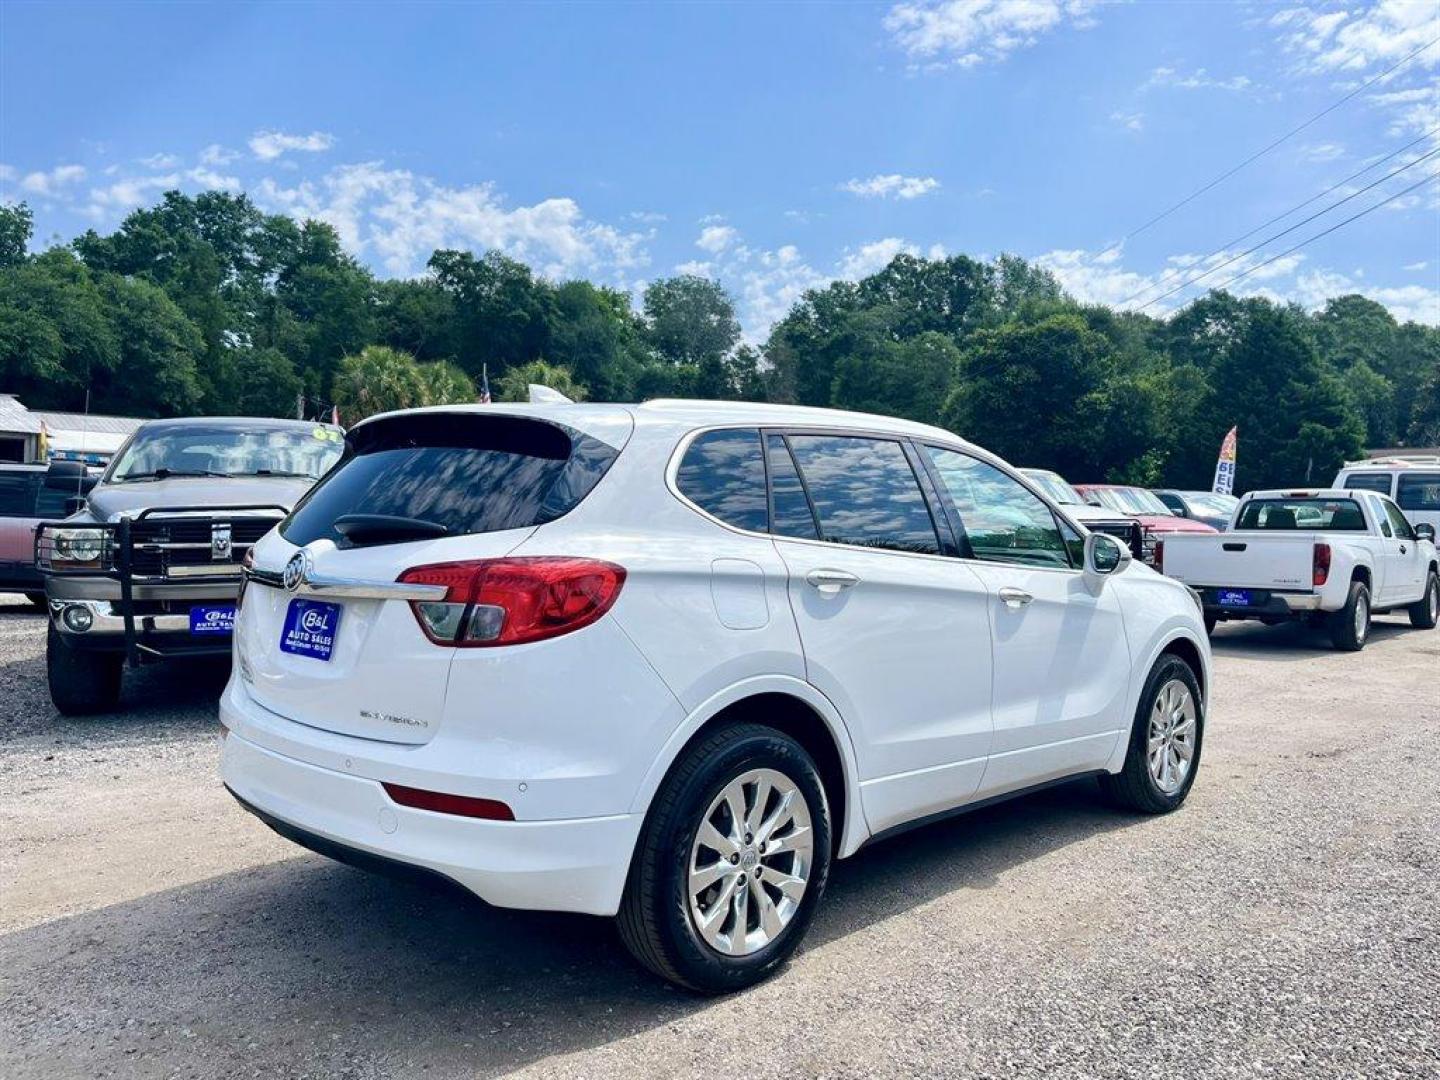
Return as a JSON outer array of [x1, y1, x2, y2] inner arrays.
[[51, 528, 107, 564]]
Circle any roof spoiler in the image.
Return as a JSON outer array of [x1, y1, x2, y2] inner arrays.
[[528, 384, 575, 405]]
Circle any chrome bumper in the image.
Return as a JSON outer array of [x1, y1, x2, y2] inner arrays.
[[49, 600, 193, 635]]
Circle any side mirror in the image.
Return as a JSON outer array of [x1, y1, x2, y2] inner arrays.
[[1083, 532, 1131, 586], [64, 496, 87, 516], [1417, 523, 1436, 543], [45, 462, 97, 493]]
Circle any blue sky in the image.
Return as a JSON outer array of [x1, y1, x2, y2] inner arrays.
[[2, 1, 1437, 337]]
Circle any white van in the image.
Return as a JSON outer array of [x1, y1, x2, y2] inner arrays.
[[1333, 458, 1440, 538]]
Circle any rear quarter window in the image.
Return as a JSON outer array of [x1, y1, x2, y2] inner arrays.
[[1342, 473, 1393, 495], [675, 429, 769, 532], [1397, 473, 1440, 512], [281, 413, 620, 547]]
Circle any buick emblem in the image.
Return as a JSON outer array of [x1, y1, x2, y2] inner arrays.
[[283, 550, 311, 592]]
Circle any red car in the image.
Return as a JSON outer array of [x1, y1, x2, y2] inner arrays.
[[1073, 483, 1218, 564]]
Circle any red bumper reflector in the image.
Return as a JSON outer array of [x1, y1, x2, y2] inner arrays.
[[382, 782, 515, 821]]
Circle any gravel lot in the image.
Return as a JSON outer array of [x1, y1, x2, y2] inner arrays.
[[2, 592, 1437, 1079]]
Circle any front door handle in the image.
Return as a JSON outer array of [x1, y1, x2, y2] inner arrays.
[[998, 586, 1033, 609], [805, 568, 860, 595], [1400, 543, 1408, 554]]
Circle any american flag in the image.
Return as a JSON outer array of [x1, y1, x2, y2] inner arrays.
[[479, 363, 492, 404]]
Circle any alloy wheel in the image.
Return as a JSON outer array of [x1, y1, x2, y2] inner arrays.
[[1147, 679, 1197, 796], [688, 767, 814, 956]]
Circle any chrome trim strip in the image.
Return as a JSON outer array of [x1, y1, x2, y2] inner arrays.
[[243, 566, 447, 601]]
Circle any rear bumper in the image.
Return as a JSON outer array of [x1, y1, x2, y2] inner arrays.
[[1199, 587, 1323, 618], [219, 730, 643, 916]]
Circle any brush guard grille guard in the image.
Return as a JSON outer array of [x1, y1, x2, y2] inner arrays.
[[35, 504, 289, 666]]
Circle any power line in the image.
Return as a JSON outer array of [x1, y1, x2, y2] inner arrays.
[[1201, 170, 1440, 298], [1095, 35, 1439, 262], [1117, 126, 1440, 308], [1132, 143, 1440, 312]]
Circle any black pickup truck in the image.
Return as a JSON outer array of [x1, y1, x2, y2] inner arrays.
[[36, 416, 343, 714]]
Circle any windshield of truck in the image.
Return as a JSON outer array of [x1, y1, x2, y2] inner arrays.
[[108, 425, 345, 482], [1234, 498, 1367, 531], [1103, 487, 1172, 515], [1024, 470, 1084, 506]]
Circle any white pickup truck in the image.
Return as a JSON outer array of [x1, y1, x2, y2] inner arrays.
[[1156, 488, 1439, 650]]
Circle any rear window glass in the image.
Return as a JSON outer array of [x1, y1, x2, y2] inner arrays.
[[1235, 498, 1367, 531], [787, 435, 940, 554], [1397, 473, 1440, 512], [675, 429, 768, 532], [281, 414, 619, 547], [1342, 473, 1393, 494]]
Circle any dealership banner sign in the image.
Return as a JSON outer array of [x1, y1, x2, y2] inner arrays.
[[1212, 427, 1238, 495]]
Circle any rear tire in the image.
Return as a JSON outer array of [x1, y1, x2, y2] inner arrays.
[[1408, 571, 1439, 630], [617, 723, 832, 994], [47, 624, 123, 715], [1100, 654, 1203, 815], [1328, 580, 1371, 652]]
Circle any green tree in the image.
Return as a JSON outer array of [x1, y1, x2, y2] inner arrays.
[[0, 248, 119, 406], [0, 202, 32, 269], [643, 275, 742, 397], [232, 347, 305, 419], [429, 249, 556, 377], [332, 346, 472, 422], [496, 359, 588, 403]]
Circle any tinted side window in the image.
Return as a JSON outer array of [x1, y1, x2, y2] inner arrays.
[[1397, 473, 1440, 512], [925, 447, 1071, 568], [786, 435, 940, 554], [1343, 473, 1393, 494], [1382, 499, 1414, 539], [676, 429, 768, 533], [1157, 492, 1185, 515], [765, 435, 818, 540]]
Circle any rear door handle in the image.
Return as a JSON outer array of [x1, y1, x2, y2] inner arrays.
[[805, 568, 860, 594], [1400, 544, 1408, 554], [998, 587, 1033, 608]]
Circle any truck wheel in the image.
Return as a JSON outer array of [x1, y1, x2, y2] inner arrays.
[[47, 624, 123, 715], [1409, 571, 1439, 630], [1100, 654, 1203, 815], [1328, 580, 1371, 652], [25, 591, 47, 609], [617, 723, 832, 993]]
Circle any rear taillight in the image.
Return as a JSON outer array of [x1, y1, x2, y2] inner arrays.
[[1313, 542, 1331, 587], [382, 782, 514, 820], [1153, 539, 1164, 574], [396, 557, 626, 647]]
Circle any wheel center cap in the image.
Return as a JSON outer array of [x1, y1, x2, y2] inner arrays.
[[740, 849, 759, 871]]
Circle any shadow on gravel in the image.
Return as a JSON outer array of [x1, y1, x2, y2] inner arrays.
[[0, 779, 1137, 1078], [1209, 617, 1413, 661]]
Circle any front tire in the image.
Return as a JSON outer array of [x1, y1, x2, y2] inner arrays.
[[47, 624, 123, 715], [1329, 580, 1371, 651], [1408, 571, 1439, 630], [617, 723, 832, 993], [1100, 654, 1203, 814]]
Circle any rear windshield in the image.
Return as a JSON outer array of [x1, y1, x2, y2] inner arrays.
[[281, 413, 620, 547], [1235, 498, 1367, 531], [1342, 473, 1393, 495]]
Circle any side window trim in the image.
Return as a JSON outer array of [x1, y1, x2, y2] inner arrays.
[[908, 438, 971, 560], [763, 430, 823, 541]]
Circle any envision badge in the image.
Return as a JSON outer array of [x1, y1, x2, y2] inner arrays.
[[360, 709, 428, 729], [283, 549, 312, 592]]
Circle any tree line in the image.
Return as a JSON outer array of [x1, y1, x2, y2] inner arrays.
[[1, 191, 1436, 492]]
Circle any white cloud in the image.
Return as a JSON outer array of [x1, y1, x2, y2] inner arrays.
[[673, 259, 713, 277], [696, 224, 739, 253], [0, 164, 14, 182], [884, 0, 1102, 69], [1404, 260, 1430, 271], [839, 173, 941, 199], [1301, 141, 1346, 162], [139, 153, 180, 170], [1143, 65, 1253, 92], [838, 237, 920, 279], [248, 130, 336, 161], [1272, 1, 1440, 74], [20, 164, 86, 195], [254, 162, 649, 281], [1034, 246, 1439, 325], [86, 173, 178, 214], [628, 210, 667, 224], [185, 166, 241, 190], [1110, 110, 1144, 132], [199, 144, 242, 166]]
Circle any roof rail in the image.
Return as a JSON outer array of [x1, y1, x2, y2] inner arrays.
[[1345, 455, 1440, 468]]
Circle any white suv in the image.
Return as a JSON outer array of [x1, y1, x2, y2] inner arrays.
[[220, 400, 1211, 992]]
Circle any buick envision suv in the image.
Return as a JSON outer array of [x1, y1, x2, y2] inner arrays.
[[221, 400, 1210, 992]]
